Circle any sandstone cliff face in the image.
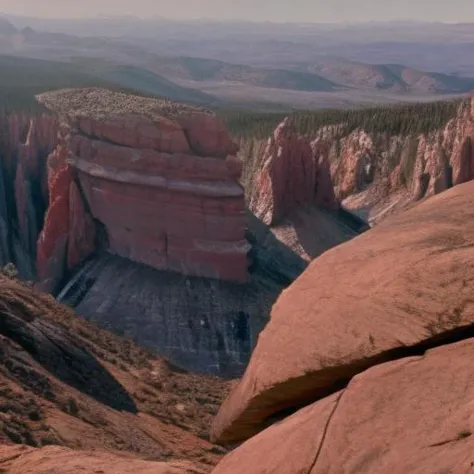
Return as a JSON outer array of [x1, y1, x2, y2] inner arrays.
[[36, 138, 97, 293], [249, 118, 338, 226], [39, 88, 249, 283], [244, 118, 364, 265], [1, 89, 302, 376], [0, 88, 362, 376]]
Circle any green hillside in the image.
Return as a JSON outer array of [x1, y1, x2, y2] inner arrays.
[[0, 55, 120, 113], [70, 59, 219, 105], [149, 56, 339, 92], [0, 55, 220, 114]]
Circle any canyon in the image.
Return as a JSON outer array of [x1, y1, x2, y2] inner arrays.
[[3, 87, 474, 473], [2, 88, 473, 378], [0, 87, 362, 376]]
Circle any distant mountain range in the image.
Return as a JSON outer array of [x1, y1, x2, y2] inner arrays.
[[0, 55, 219, 110], [306, 58, 474, 93], [1, 16, 473, 109]]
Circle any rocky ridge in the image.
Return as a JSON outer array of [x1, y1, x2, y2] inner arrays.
[[328, 95, 474, 222], [0, 274, 230, 473]]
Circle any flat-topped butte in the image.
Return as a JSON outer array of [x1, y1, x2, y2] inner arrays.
[[36, 87, 213, 121]]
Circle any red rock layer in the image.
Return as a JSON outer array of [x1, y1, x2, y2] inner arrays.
[[5, 90, 249, 286], [36, 140, 96, 293], [67, 114, 249, 283], [249, 118, 338, 226]]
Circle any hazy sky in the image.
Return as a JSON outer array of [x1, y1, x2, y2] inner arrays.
[[1, 0, 473, 23]]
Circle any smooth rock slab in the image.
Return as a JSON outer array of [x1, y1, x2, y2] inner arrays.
[[213, 337, 474, 474], [212, 180, 474, 443]]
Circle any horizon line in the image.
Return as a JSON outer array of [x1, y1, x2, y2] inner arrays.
[[1, 13, 473, 26]]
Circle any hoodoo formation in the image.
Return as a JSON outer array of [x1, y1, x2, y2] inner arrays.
[[238, 95, 474, 225], [249, 117, 338, 226], [328, 95, 474, 221]]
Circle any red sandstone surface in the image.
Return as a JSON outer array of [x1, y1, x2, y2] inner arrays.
[[37, 88, 249, 283], [0, 275, 231, 472], [212, 338, 474, 474], [211, 180, 474, 444]]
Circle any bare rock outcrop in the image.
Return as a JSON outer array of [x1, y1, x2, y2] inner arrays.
[[0, 275, 230, 471], [36, 144, 73, 292], [249, 118, 338, 226], [38, 88, 249, 283], [212, 337, 474, 474], [211, 180, 474, 443]]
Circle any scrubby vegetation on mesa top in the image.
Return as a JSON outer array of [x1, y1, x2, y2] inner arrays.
[[220, 98, 463, 139]]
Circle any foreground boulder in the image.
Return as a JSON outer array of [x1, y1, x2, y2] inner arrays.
[[211, 180, 474, 443], [212, 337, 474, 474]]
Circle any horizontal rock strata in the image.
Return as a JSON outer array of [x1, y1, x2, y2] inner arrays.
[[37, 88, 249, 283]]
